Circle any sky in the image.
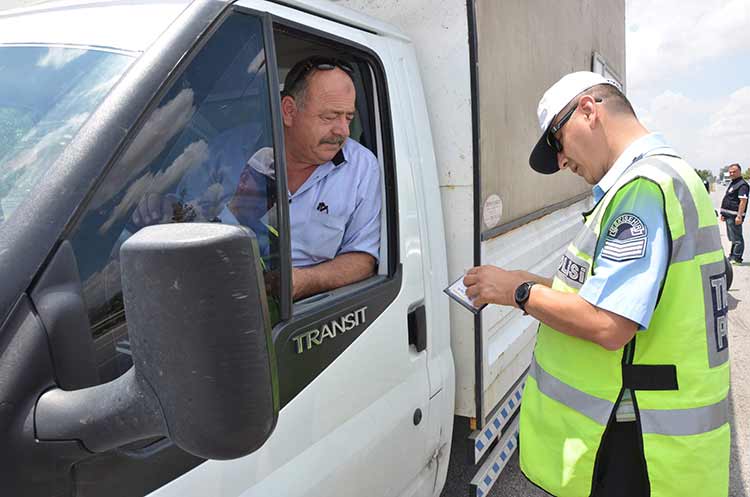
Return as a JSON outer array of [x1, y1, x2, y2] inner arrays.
[[0, 0, 745, 177], [626, 0, 750, 176]]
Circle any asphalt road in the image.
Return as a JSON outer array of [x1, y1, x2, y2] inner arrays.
[[441, 188, 749, 497]]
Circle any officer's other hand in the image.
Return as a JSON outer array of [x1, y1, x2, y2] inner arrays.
[[131, 193, 180, 228], [720, 215, 725, 222], [463, 266, 524, 307], [736, 215, 742, 225]]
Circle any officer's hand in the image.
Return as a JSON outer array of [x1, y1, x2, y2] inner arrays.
[[131, 193, 180, 228], [720, 215, 725, 222], [463, 266, 525, 307], [736, 215, 742, 225]]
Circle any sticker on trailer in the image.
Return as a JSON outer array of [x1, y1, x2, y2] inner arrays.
[[483, 194, 503, 229]]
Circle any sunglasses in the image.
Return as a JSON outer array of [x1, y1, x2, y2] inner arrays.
[[283, 57, 354, 97], [546, 97, 603, 152]]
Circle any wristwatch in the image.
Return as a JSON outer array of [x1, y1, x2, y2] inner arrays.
[[514, 281, 536, 315]]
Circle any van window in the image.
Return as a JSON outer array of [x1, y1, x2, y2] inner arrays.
[[273, 26, 392, 292], [69, 12, 279, 383], [66, 12, 276, 496], [268, 24, 399, 407]]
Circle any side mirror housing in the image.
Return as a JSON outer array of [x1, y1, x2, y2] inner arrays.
[[36, 223, 278, 460]]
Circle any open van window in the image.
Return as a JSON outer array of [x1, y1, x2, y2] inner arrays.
[[0, 46, 132, 227], [273, 26, 394, 306]]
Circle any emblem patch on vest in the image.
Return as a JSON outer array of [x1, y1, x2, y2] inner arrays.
[[601, 213, 648, 262]]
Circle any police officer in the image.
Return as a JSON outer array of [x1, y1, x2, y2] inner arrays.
[[464, 72, 729, 497], [719, 163, 748, 264]]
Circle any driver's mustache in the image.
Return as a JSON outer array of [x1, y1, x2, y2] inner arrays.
[[319, 135, 345, 145]]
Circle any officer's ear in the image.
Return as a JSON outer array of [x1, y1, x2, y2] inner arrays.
[[578, 95, 599, 128]]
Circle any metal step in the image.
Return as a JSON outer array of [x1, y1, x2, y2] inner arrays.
[[468, 372, 526, 464], [469, 415, 520, 497]]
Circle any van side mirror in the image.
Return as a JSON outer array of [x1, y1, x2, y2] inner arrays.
[[36, 224, 278, 460]]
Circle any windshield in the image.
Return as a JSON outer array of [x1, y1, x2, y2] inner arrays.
[[0, 46, 133, 227]]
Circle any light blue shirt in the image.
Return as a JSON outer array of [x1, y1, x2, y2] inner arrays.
[[578, 133, 676, 330], [287, 138, 381, 267]]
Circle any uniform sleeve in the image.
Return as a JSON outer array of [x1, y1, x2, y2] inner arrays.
[[337, 152, 382, 262], [578, 179, 669, 330], [739, 182, 749, 199]]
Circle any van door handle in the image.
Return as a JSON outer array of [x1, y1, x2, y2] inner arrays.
[[408, 304, 427, 352]]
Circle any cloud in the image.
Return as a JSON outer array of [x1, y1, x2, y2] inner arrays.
[[90, 88, 196, 210], [627, 0, 750, 90], [37, 47, 86, 69], [635, 90, 710, 163], [699, 86, 750, 169], [100, 139, 209, 233], [636, 86, 750, 172]]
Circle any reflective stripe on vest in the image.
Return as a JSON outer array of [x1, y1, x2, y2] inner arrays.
[[644, 160, 723, 262], [640, 398, 728, 436], [529, 355, 612, 426], [529, 354, 728, 436]]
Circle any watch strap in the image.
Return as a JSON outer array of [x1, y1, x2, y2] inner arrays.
[[515, 281, 536, 314]]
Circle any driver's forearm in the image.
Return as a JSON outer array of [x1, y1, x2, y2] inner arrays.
[[293, 252, 376, 300]]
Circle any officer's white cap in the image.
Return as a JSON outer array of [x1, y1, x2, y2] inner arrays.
[[529, 71, 622, 175]]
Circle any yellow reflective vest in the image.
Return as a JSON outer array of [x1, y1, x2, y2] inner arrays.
[[519, 155, 730, 497]]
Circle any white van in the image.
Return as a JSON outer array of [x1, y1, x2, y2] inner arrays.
[[0, 1, 624, 495]]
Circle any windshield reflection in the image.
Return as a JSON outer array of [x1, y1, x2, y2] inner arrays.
[[0, 46, 133, 226]]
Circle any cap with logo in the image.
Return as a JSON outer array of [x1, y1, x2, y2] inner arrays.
[[529, 71, 621, 175]]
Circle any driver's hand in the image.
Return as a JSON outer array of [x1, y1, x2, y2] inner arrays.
[[263, 268, 302, 301], [131, 193, 181, 228]]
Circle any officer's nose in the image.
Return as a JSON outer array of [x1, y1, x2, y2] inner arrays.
[[557, 151, 568, 170]]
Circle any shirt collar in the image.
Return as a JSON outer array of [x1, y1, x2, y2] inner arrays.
[[332, 147, 346, 166], [289, 140, 349, 199], [593, 133, 675, 202]]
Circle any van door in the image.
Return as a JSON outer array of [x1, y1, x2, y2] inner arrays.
[[61, 4, 434, 497]]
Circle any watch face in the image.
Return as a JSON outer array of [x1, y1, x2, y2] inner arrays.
[[515, 282, 529, 302]]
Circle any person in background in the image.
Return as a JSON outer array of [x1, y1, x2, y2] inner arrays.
[[719, 163, 748, 264]]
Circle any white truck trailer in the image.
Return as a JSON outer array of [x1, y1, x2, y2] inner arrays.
[[0, 0, 623, 496]]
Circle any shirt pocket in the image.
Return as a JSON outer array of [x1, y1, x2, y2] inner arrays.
[[301, 210, 347, 261]]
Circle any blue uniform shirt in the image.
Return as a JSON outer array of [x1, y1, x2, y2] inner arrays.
[[578, 133, 676, 330]]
